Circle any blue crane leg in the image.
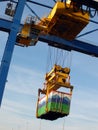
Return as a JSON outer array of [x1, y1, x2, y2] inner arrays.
[[0, 0, 26, 106]]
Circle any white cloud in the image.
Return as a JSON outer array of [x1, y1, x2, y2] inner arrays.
[[6, 64, 44, 95], [1, 62, 98, 130]]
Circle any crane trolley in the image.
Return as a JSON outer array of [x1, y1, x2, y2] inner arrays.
[[38, 1, 90, 40]]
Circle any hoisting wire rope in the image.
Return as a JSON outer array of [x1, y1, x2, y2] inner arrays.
[[63, 50, 72, 68], [80, 4, 97, 18], [39, 119, 42, 130], [25, 0, 98, 25], [62, 117, 66, 130], [54, 48, 72, 68], [71, 0, 98, 18], [46, 45, 73, 73], [46, 46, 53, 73]]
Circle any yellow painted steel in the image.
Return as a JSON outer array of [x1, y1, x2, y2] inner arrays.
[[16, 16, 44, 46], [17, 1, 89, 46], [43, 64, 73, 93], [16, 24, 41, 46], [20, 24, 31, 38], [39, 1, 89, 40]]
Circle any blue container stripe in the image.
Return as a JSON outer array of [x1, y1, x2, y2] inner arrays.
[[51, 94, 70, 105], [38, 96, 70, 108], [38, 101, 46, 108]]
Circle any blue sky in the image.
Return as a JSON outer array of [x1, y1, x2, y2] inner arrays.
[[0, 0, 98, 130]]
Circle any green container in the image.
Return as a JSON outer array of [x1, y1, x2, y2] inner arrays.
[[37, 91, 71, 120]]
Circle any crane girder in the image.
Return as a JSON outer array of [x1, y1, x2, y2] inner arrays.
[[0, 18, 98, 57], [39, 35, 98, 58], [0, 18, 12, 33], [0, 16, 98, 57]]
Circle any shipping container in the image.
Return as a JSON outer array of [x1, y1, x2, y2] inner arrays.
[[36, 90, 72, 120]]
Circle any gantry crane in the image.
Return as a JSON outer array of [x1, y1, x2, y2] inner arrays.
[[0, 0, 98, 107]]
